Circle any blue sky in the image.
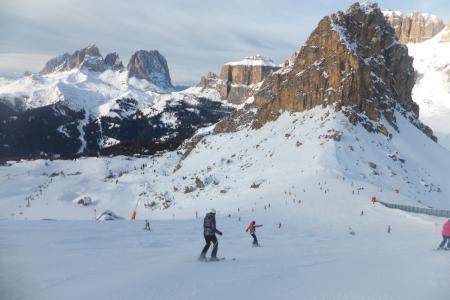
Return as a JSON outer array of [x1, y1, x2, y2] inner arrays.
[[0, 0, 448, 82]]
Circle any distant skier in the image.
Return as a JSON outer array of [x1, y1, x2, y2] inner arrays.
[[437, 219, 450, 250], [199, 209, 223, 261], [144, 220, 151, 231], [246, 221, 263, 247]]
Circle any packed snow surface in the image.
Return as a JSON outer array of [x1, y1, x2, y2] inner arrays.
[[1, 213, 449, 300]]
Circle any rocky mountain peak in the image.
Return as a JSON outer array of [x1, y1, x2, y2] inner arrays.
[[220, 55, 279, 85], [40, 45, 124, 74], [216, 2, 435, 141], [104, 52, 124, 71], [383, 10, 445, 44], [197, 55, 279, 104], [126, 50, 172, 90]]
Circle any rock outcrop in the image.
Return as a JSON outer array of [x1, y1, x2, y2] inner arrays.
[[127, 50, 172, 90], [216, 2, 435, 141], [198, 55, 280, 104], [41, 45, 125, 74], [41, 46, 175, 91], [383, 11, 445, 43], [104, 52, 124, 71], [40, 53, 71, 74]]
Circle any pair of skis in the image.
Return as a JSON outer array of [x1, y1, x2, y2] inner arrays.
[[199, 257, 236, 262]]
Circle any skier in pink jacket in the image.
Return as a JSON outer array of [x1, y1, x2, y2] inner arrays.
[[438, 219, 450, 250]]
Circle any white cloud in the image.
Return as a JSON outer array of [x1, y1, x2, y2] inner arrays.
[[0, 0, 448, 82], [0, 53, 54, 74]]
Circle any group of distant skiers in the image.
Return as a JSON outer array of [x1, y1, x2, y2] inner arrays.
[[198, 208, 263, 261], [197, 209, 450, 260]]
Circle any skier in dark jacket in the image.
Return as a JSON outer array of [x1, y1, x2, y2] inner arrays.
[[199, 209, 222, 261]]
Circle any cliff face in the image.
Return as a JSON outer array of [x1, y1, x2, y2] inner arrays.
[[127, 50, 173, 90], [383, 11, 445, 44], [198, 56, 280, 104], [215, 2, 435, 141]]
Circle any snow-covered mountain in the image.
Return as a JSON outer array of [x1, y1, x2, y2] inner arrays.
[[194, 55, 280, 105], [383, 10, 445, 43], [2, 3, 450, 300], [0, 47, 235, 160], [1, 2, 449, 217], [408, 24, 450, 149]]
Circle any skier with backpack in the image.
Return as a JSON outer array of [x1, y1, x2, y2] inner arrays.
[[199, 209, 223, 261], [246, 220, 263, 247], [437, 219, 450, 250]]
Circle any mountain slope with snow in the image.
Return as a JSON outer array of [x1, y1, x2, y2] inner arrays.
[[1, 2, 450, 300], [1, 106, 449, 220], [1, 106, 450, 300], [409, 24, 450, 149], [0, 48, 235, 160]]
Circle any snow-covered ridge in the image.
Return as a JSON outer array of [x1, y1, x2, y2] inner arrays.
[[382, 10, 442, 24], [382, 10, 445, 44], [0, 44, 180, 116], [0, 68, 161, 116], [225, 55, 277, 67], [408, 25, 450, 149]]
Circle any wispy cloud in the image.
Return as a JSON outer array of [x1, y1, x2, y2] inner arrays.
[[0, 0, 448, 82]]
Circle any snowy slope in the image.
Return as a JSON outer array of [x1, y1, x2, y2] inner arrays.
[[1, 214, 449, 300], [0, 65, 236, 159], [409, 25, 450, 149], [0, 69, 162, 117], [1, 106, 450, 300], [1, 106, 449, 221]]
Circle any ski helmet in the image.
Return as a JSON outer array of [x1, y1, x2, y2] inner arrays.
[[210, 208, 216, 214]]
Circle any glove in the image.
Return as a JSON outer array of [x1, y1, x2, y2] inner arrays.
[[218, 231, 223, 236]]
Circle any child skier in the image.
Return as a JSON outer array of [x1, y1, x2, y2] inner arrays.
[[246, 220, 263, 247], [437, 219, 450, 250]]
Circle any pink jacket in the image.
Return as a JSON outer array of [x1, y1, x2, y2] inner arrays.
[[442, 221, 450, 236]]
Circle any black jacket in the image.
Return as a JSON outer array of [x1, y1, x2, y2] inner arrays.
[[203, 213, 222, 236]]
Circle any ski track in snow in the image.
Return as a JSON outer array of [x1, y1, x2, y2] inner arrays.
[[76, 111, 89, 154], [1, 218, 449, 300]]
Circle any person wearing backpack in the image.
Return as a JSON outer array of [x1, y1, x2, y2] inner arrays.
[[199, 209, 222, 261], [246, 220, 263, 247]]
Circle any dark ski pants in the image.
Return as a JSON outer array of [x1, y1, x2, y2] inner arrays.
[[200, 234, 218, 258], [439, 235, 450, 248], [251, 233, 259, 246]]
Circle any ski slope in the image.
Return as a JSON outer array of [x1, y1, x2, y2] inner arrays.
[[1, 212, 449, 300], [1, 105, 450, 299]]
